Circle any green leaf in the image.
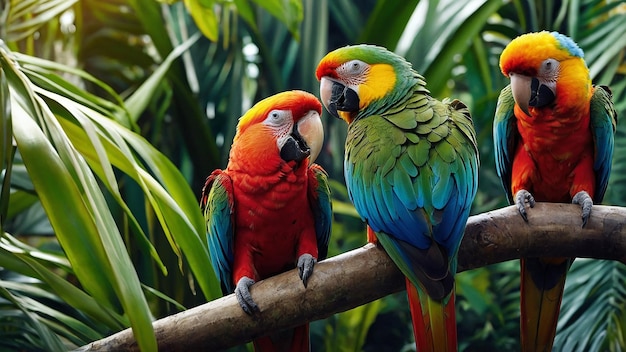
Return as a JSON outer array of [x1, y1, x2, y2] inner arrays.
[[125, 32, 202, 122], [555, 259, 626, 351], [0, 60, 14, 227], [183, 0, 220, 41], [3, 49, 157, 351], [232, 0, 256, 28], [251, 0, 303, 41], [0, 285, 66, 351], [2, 50, 117, 308], [52, 93, 220, 300], [357, 0, 420, 47], [5, 0, 79, 43], [8, 247, 127, 330]]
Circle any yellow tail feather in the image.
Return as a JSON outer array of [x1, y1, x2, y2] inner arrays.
[[407, 278, 457, 352], [520, 258, 568, 352]]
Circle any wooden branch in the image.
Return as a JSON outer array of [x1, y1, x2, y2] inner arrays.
[[77, 203, 626, 351]]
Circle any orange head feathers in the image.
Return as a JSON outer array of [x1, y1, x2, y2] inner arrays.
[[236, 90, 322, 135], [228, 90, 324, 172], [500, 31, 586, 77], [499, 31, 590, 116]]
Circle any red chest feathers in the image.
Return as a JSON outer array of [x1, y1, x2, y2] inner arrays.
[[514, 108, 595, 201], [230, 168, 315, 276]]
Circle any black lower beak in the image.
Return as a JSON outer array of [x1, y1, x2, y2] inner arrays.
[[328, 81, 360, 119], [529, 77, 556, 108], [280, 125, 310, 163]]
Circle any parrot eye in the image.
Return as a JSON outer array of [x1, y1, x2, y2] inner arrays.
[[540, 58, 560, 78], [264, 109, 290, 127], [343, 60, 368, 76]]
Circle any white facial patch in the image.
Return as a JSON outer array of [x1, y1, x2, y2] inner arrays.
[[263, 109, 293, 148]]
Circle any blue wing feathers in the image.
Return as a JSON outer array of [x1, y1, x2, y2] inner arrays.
[[590, 85, 617, 203], [309, 164, 332, 260], [346, 107, 477, 256], [493, 85, 517, 203], [202, 171, 236, 294]]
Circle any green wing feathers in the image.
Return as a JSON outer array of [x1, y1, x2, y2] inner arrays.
[[202, 170, 236, 294], [590, 85, 618, 202], [345, 88, 479, 301], [308, 164, 332, 260], [493, 85, 518, 203]]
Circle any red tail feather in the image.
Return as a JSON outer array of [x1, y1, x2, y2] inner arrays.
[[252, 324, 309, 352], [406, 278, 457, 352]]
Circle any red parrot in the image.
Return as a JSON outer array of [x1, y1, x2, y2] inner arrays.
[[201, 90, 332, 351], [495, 31, 617, 351]]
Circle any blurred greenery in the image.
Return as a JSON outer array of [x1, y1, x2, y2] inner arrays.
[[0, 0, 625, 351]]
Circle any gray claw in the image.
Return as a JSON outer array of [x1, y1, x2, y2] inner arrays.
[[572, 190, 593, 227], [235, 276, 259, 315], [297, 253, 316, 288], [514, 189, 535, 222]]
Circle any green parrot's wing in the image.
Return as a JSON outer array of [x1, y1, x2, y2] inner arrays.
[[493, 84, 518, 204], [308, 164, 332, 260], [201, 170, 235, 295], [590, 85, 618, 202], [345, 93, 479, 300]]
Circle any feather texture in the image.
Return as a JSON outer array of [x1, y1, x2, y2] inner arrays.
[[201, 91, 331, 352], [317, 44, 479, 351], [495, 31, 617, 352]]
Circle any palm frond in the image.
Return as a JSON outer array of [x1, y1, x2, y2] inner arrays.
[[555, 259, 626, 351]]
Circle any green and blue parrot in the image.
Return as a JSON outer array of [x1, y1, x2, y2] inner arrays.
[[316, 44, 479, 351]]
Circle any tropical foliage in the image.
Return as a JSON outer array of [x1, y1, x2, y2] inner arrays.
[[0, 0, 625, 351]]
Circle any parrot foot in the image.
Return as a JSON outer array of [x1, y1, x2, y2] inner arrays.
[[297, 253, 317, 288], [235, 276, 260, 315], [514, 189, 535, 222], [572, 190, 593, 227]]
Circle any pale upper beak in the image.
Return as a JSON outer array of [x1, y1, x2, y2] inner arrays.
[[319, 77, 335, 117], [296, 110, 324, 164], [509, 72, 532, 116]]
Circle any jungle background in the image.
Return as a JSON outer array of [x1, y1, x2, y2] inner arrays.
[[1, 0, 625, 351]]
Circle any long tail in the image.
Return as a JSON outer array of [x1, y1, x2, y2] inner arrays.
[[406, 277, 457, 352], [520, 257, 571, 352], [252, 324, 309, 352]]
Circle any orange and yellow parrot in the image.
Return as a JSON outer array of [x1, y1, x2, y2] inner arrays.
[[201, 91, 332, 351], [495, 31, 617, 351], [316, 45, 479, 351]]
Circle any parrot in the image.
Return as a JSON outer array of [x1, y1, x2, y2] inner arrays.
[[316, 44, 479, 351], [494, 31, 617, 351], [201, 90, 332, 352]]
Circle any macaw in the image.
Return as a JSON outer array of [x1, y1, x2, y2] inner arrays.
[[316, 44, 479, 351], [201, 90, 332, 352], [495, 31, 617, 351]]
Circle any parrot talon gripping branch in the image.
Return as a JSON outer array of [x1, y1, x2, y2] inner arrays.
[[514, 189, 536, 222], [495, 31, 617, 352], [201, 90, 332, 351], [297, 253, 316, 288], [316, 44, 479, 352], [235, 277, 259, 315], [572, 190, 593, 227]]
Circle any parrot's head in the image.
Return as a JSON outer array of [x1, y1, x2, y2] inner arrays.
[[500, 31, 590, 116], [233, 90, 324, 167], [316, 44, 417, 124]]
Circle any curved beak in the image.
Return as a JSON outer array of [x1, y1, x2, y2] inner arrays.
[[296, 110, 324, 164], [509, 72, 532, 116], [279, 110, 324, 164], [319, 77, 360, 123], [319, 77, 335, 117]]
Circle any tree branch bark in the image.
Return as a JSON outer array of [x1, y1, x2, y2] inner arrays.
[[77, 203, 626, 351]]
